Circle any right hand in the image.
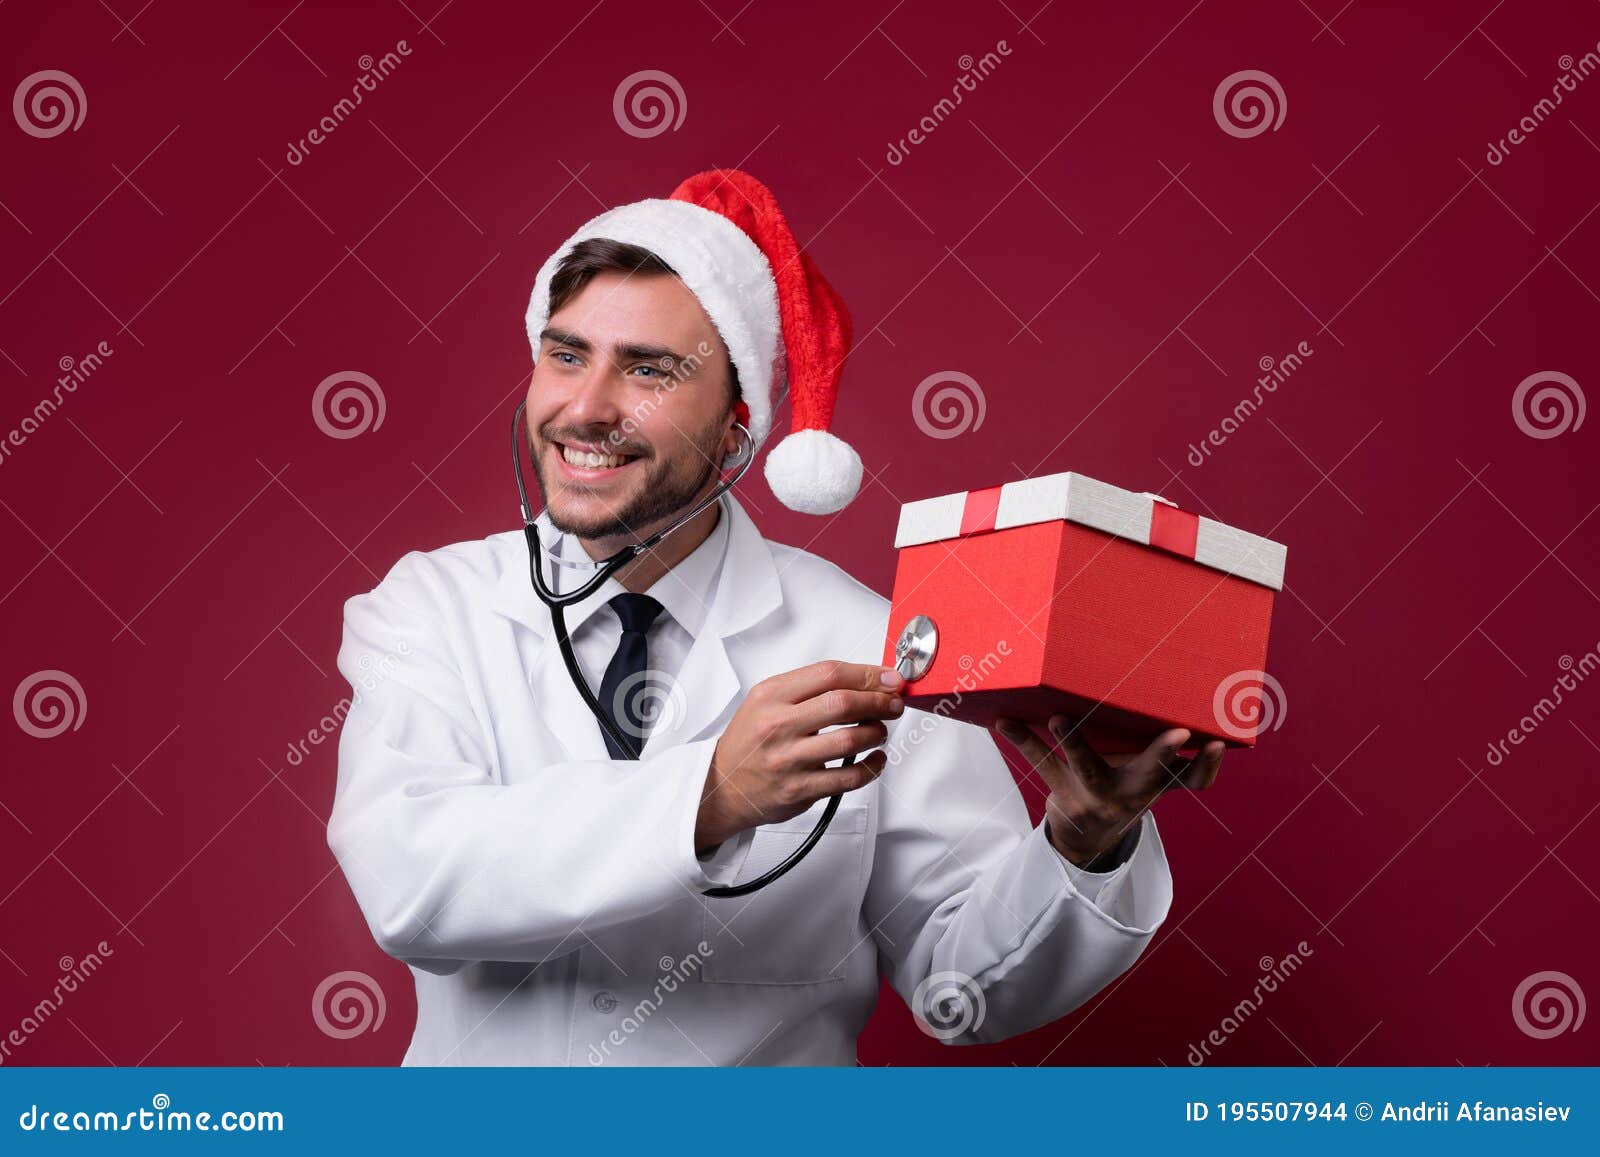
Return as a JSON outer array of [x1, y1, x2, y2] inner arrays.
[[696, 661, 906, 851]]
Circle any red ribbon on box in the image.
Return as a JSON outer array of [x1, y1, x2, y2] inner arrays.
[[1148, 501, 1199, 559], [958, 485, 1004, 535], [956, 483, 1201, 561]]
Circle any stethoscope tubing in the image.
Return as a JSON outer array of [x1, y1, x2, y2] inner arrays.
[[511, 401, 845, 898]]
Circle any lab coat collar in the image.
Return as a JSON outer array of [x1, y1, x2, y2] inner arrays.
[[490, 493, 782, 758]]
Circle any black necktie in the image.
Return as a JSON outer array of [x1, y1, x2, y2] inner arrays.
[[595, 593, 665, 759]]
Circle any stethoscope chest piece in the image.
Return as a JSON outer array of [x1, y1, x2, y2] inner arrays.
[[893, 614, 939, 682]]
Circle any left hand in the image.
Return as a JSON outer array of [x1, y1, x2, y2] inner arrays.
[[993, 714, 1225, 868]]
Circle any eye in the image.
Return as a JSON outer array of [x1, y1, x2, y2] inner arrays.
[[630, 363, 667, 378], [550, 350, 581, 366]]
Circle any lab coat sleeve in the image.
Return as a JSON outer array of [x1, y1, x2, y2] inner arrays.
[[326, 554, 751, 976], [1054, 821, 1141, 911], [864, 711, 1173, 1044]]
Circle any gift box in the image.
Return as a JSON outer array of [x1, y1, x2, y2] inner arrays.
[[880, 472, 1287, 751]]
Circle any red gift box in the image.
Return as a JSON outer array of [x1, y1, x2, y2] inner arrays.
[[880, 472, 1288, 751]]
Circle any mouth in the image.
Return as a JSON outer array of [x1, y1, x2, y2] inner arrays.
[[550, 439, 645, 482]]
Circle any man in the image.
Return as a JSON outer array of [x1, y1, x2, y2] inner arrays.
[[327, 169, 1225, 1065]]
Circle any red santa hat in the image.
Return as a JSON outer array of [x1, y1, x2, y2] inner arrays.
[[524, 168, 862, 515]]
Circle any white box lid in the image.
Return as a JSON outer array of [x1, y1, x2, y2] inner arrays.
[[893, 472, 1287, 591]]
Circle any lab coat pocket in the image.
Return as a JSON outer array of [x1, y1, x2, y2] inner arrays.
[[699, 799, 869, 986]]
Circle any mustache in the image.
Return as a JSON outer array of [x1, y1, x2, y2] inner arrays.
[[538, 424, 652, 458]]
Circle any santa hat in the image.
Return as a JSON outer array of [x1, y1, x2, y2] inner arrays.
[[524, 169, 862, 515]]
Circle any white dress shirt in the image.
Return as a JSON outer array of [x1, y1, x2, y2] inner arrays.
[[551, 500, 730, 719]]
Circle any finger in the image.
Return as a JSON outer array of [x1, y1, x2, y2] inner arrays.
[[992, 717, 1058, 772], [770, 660, 904, 703], [1125, 727, 1192, 792], [1176, 739, 1226, 790], [805, 749, 888, 798], [1046, 715, 1114, 789], [789, 688, 904, 735], [789, 721, 890, 767]]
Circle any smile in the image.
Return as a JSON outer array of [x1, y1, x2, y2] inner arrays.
[[553, 441, 643, 478]]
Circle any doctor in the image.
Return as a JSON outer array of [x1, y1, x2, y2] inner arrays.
[[327, 169, 1226, 1066]]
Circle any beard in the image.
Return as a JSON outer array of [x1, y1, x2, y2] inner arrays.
[[532, 411, 726, 541]]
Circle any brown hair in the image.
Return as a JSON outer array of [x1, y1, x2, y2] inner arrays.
[[546, 237, 740, 400]]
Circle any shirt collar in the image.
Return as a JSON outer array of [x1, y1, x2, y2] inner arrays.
[[545, 496, 731, 640], [491, 492, 782, 642]]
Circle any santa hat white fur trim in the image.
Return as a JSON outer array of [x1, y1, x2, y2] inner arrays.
[[524, 199, 784, 448]]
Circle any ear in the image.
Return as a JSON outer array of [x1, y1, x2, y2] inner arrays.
[[719, 414, 744, 469]]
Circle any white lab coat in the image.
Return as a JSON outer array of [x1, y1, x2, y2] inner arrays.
[[327, 495, 1174, 1065]]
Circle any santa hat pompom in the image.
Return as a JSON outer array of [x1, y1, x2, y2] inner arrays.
[[763, 428, 863, 515]]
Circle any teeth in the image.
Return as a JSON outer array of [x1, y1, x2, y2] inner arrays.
[[562, 445, 629, 470]]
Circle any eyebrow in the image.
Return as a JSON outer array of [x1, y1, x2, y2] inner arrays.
[[539, 327, 689, 369]]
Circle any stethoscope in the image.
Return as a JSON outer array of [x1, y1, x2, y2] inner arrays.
[[510, 400, 843, 898]]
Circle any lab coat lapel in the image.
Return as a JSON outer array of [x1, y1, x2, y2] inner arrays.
[[488, 522, 618, 761], [645, 629, 737, 756], [645, 497, 783, 754], [527, 630, 613, 762]]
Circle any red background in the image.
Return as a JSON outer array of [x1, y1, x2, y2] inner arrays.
[[2, 0, 1597, 1066]]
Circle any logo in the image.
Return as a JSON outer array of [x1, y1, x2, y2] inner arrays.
[[1213, 70, 1286, 139], [1211, 669, 1287, 742], [1511, 371, 1585, 439], [1512, 971, 1585, 1039], [312, 970, 387, 1039], [312, 371, 386, 439], [14, 71, 86, 138], [610, 669, 687, 740], [911, 371, 987, 440], [13, 670, 86, 738], [613, 70, 686, 138], [911, 970, 986, 1041]]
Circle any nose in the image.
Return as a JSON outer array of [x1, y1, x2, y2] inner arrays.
[[559, 361, 628, 430]]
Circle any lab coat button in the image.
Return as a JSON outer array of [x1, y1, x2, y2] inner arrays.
[[591, 990, 618, 1013]]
